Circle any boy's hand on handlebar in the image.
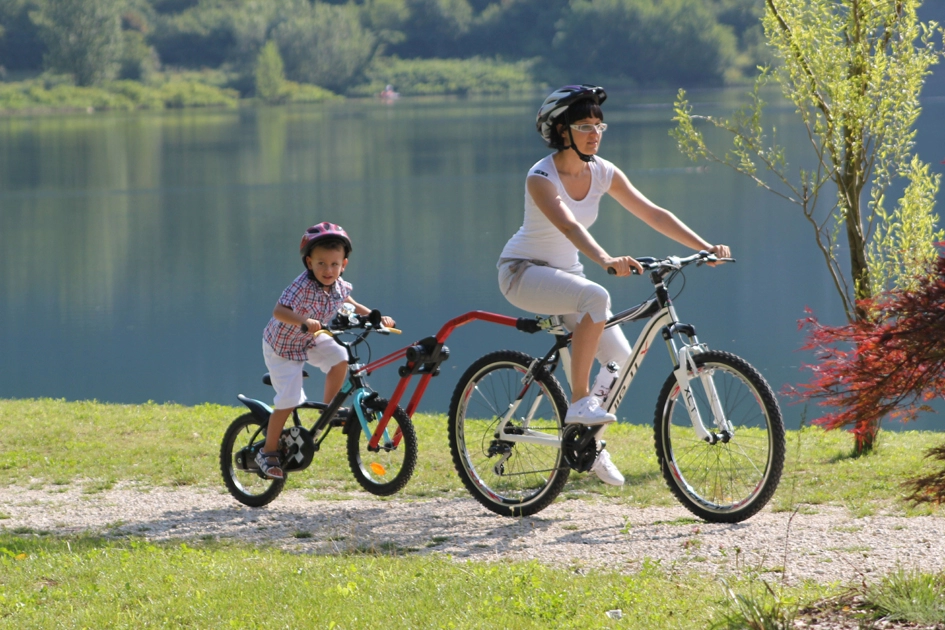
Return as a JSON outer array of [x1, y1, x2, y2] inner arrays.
[[603, 256, 644, 277], [706, 244, 731, 266], [301, 318, 322, 333], [380, 315, 396, 329]]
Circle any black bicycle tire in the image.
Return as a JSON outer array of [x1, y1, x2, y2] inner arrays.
[[346, 397, 418, 496], [448, 350, 570, 517], [220, 412, 286, 508], [653, 350, 785, 523]]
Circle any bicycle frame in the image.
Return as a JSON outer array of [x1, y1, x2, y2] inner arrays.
[[477, 263, 735, 450]]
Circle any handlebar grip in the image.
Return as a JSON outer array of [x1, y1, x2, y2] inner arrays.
[[386, 327, 402, 335], [607, 267, 640, 275]]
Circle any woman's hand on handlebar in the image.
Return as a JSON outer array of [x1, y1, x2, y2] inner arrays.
[[603, 255, 644, 277], [380, 315, 396, 329], [706, 244, 731, 266]]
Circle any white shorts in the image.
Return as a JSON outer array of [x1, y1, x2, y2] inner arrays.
[[498, 261, 631, 369], [263, 337, 348, 410]]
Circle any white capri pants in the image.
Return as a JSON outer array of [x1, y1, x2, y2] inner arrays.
[[263, 336, 348, 410], [498, 261, 632, 372]]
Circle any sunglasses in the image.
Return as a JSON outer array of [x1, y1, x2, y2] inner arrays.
[[570, 123, 608, 133]]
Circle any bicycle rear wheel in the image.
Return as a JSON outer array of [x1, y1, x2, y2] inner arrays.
[[654, 350, 785, 523], [448, 350, 570, 517], [346, 396, 418, 496], [220, 413, 285, 507]]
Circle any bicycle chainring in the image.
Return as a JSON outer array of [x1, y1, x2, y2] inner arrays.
[[561, 424, 599, 473], [281, 425, 316, 472]]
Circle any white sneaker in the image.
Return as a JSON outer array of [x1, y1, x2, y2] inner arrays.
[[591, 448, 625, 486], [564, 395, 617, 425]]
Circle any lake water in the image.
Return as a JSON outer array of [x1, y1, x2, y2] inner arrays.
[[2, 88, 943, 431]]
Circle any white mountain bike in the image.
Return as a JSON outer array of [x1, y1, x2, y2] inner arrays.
[[447, 252, 785, 522]]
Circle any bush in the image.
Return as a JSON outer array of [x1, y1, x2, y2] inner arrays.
[[283, 82, 340, 104], [156, 81, 239, 108], [0, 78, 238, 113], [351, 55, 538, 96]]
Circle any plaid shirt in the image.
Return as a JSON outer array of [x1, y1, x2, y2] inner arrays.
[[263, 272, 352, 361]]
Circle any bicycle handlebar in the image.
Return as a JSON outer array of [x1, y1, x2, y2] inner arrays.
[[322, 308, 401, 336], [606, 251, 735, 275]]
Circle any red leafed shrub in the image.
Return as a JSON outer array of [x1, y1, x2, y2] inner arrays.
[[796, 256, 945, 461]]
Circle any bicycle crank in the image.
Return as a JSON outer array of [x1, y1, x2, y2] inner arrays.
[[561, 424, 599, 472]]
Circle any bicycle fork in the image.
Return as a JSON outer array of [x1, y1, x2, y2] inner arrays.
[[672, 344, 733, 444], [348, 385, 400, 451]]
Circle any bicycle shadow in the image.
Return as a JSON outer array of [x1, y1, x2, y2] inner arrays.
[[102, 496, 568, 560]]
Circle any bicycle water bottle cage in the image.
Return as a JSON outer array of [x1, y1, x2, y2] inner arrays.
[[399, 336, 450, 377]]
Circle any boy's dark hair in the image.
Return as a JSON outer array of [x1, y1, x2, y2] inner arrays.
[[547, 99, 604, 151], [306, 237, 348, 256]]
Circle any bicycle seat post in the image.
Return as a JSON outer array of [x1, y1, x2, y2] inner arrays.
[[540, 315, 568, 336]]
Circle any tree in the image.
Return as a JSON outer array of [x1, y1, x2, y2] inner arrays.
[[390, 0, 473, 59], [798, 254, 945, 500], [798, 255, 945, 441], [255, 39, 286, 103], [271, 2, 377, 92], [552, 0, 738, 86], [672, 0, 944, 451], [31, 0, 124, 86]]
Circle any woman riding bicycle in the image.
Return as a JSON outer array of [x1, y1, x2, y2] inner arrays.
[[497, 84, 730, 486]]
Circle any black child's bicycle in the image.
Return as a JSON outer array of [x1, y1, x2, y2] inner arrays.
[[220, 306, 418, 507]]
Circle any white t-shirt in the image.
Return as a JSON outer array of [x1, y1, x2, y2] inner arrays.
[[499, 153, 616, 270]]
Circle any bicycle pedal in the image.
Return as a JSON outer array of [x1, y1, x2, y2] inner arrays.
[[329, 407, 350, 427]]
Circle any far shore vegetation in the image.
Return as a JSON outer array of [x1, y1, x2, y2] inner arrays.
[[0, 0, 796, 115], [1, 1, 941, 115]]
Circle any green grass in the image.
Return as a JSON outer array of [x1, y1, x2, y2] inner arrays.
[[349, 55, 541, 97], [0, 533, 831, 629], [1, 398, 944, 628], [0, 79, 240, 113], [1, 398, 942, 517]]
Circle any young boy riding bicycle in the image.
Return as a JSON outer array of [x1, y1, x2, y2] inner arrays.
[[258, 222, 395, 480]]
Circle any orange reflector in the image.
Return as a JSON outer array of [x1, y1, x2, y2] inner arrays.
[[370, 462, 387, 476]]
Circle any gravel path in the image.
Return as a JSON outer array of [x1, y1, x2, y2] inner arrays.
[[3, 485, 944, 587]]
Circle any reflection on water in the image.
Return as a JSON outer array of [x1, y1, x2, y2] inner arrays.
[[1, 92, 943, 431]]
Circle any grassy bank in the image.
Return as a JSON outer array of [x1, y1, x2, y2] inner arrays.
[[2, 398, 942, 517], [0, 56, 538, 116], [1, 398, 944, 628]]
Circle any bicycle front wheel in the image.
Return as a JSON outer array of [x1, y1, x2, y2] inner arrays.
[[448, 350, 570, 517], [346, 397, 418, 496], [654, 350, 785, 523]]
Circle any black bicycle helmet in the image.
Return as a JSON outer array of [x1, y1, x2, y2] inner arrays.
[[536, 85, 607, 162]]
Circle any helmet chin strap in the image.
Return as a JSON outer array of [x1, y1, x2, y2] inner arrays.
[[567, 127, 595, 163]]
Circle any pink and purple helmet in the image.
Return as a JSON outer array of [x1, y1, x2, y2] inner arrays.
[[299, 222, 352, 267], [536, 84, 607, 146]]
